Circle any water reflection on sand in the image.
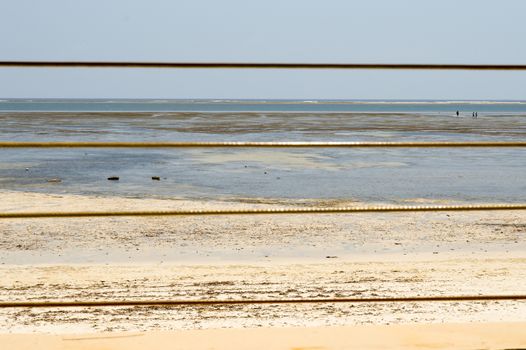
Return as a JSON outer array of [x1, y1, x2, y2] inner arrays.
[[0, 112, 525, 203]]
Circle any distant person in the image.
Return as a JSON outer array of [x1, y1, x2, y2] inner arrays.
[[475, 112, 478, 118], [456, 110, 459, 117], [472, 112, 475, 118]]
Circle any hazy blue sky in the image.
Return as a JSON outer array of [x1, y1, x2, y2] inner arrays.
[[1, 0, 525, 99]]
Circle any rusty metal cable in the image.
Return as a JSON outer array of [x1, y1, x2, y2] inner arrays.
[[1, 295, 525, 308], [1, 141, 526, 148], [2, 61, 526, 70], [1, 204, 525, 219]]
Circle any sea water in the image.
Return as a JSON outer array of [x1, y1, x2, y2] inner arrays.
[[2, 98, 526, 113], [0, 99, 525, 203]]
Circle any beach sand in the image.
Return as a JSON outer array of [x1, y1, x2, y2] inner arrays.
[[0, 191, 525, 335], [1, 322, 526, 350]]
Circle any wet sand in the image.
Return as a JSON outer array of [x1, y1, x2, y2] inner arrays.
[[2, 111, 526, 140]]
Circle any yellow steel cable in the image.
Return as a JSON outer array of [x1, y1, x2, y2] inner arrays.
[[1, 295, 525, 308], [1, 141, 526, 148], [1, 204, 525, 219], [2, 61, 526, 70]]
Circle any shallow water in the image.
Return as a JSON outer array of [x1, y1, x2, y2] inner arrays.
[[1, 110, 525, 203]]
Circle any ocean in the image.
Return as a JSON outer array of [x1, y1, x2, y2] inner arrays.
[[1, 99, 525, 204], [2, 99, 526, 113]]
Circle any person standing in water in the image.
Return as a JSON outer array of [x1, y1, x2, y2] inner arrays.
[[456, 110, 459, 117]]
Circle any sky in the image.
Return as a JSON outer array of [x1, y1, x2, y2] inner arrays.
[[1, 0, 525, 99]]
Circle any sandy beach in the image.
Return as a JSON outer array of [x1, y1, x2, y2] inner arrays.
[[3, 0, 526, 346], [1, 191, 525, 335], [2, 322, 526, 350], [1, 107, 525, 347]]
